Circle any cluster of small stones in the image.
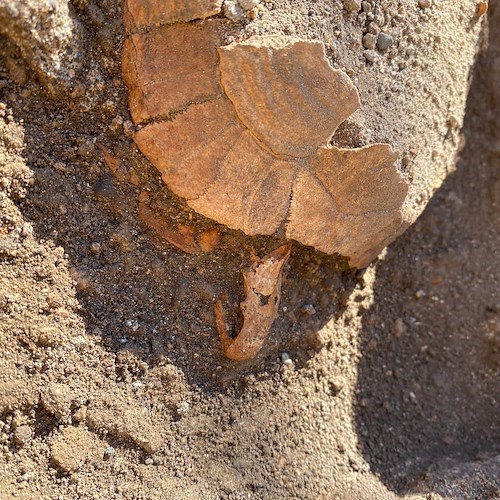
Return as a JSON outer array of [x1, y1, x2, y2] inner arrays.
[[343, 0, 432, 64]]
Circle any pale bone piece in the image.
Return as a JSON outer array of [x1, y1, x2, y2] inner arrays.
[[215, 244, 291, 361], [123, 0, 223, 32], [122, 15, 408, 268]]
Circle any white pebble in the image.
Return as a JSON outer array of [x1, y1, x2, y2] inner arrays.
[[364, 49, 378, 63], [224, 0, 245, 20], [177, 400, 190, 415], [105, 446, 116, 456]]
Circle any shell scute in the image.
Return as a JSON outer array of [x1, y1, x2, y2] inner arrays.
[[124, 0, 223, 32], [123, 4, 409, 267]]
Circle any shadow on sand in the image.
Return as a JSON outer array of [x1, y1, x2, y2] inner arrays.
[[354, 1, 500, 493]]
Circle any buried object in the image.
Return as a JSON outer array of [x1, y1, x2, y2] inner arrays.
[[215, 244, 291, 361], [121, 1, 409, 360], [122, 8, 409, 269]]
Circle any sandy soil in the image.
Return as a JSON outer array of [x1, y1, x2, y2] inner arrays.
[[0, 0, 498, 499]]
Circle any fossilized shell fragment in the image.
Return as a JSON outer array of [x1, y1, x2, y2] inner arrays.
[[215, 244, 291, 361], [122, 13, 409, 268], [218, 37, 360, 158], [124, 0, 223, 32], [122, 23, 223, 124], [286, 144, 409, 267]]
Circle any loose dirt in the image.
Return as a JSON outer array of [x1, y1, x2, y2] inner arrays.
[[0, 0, 498, 498]]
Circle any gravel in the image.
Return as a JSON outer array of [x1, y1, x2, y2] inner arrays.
[[363, 33, 377, 49], [377, 32, 394, 51]]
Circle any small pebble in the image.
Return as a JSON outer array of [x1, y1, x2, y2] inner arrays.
[[123, 120, 135, 138], [105, 445, 116, 456], [418, 0, 431, 8], [125, 319, 139, 332], [109, 115, 123, 133], [442, 435, 455, 445], [343, 0, 361, 12], [300, 304, 316, 316], [363, 49, 378, 63], [176, 400, 190, 415], [90, 242, 101, 255], [394, 318, 406, 338], [362, 33, 377, 50], [37, 326, 59, 347], [377, 32, 394, 51], [21, 222, 33, 238], [94, 173, 116, 198], [374, 13, 385, 26], [281, 352, 293, 365], [361, 1, 372, 13], [14, 426, 32, 447], [367, 22, 380, 35], [73, 406, 87, 422], [224, 1, 245, 20], [77, 140, 94, 157], [327, 379, 342, 395]]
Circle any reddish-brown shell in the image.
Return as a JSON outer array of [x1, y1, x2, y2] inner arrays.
[[122, 6, 409, 268]]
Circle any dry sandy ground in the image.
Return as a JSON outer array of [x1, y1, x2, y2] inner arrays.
[[0, 0, 498, 498]]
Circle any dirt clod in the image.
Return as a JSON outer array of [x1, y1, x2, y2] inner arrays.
[[50, 426, 104, 473], [87, 397, 164, 454], [41, 383, 74, 421], [13, 425, 33, 447]]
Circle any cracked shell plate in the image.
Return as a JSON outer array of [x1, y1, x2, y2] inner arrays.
[[122, 12, 409, 268]]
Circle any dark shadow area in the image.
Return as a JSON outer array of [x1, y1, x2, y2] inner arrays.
[[0, 6, 357, 393], [19, 125, 357, 392], [355, 1, 500, 493]]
